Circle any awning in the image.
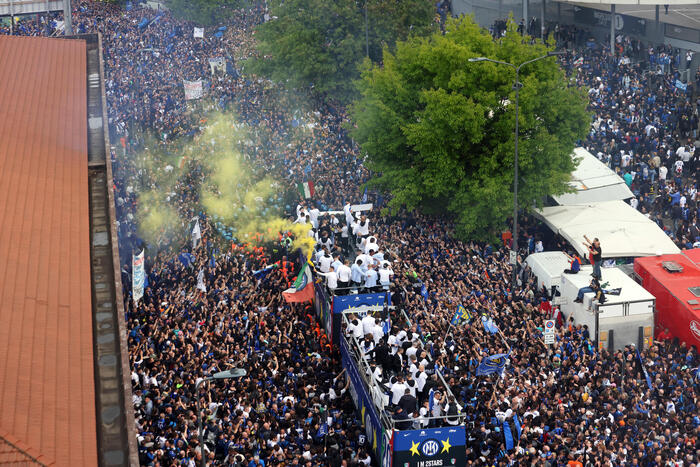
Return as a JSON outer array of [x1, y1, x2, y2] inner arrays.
[[535, 200, 680, 258], [552, 147, 633, 205]]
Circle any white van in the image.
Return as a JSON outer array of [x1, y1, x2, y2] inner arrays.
[[525, 251, 571, 294]]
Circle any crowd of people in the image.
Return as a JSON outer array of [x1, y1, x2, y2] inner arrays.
[[492, 20, 700, 251], [4, 2, 700, 465], [555, 24, 700, 252]]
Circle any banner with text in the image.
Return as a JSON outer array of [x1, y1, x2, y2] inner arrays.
[[332, 292, 389, 314], [340, 335, 390, 466], [132, 249, 145, 304], [392, 427, 466, 467], [314, 282, 334, 344], [183, 80, 204, 100], [209, 57, 226, 74]]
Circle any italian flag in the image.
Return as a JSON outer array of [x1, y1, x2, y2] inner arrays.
[[282, 262, 314, 303], [297, 181, 314, 199]]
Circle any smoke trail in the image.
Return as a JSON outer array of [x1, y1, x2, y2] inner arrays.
[[133, 112, 313, 256]]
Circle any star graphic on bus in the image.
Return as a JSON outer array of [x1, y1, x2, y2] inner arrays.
[[441, 437, 451, 453], [410, 440, 420, 456]]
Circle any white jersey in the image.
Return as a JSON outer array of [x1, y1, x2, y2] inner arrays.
[[390, 382, 406, 405], [318, 255, 332, 273]]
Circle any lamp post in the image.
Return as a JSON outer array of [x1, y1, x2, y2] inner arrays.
[[197, 368, 247, 467], [468, 51, 562, 288]]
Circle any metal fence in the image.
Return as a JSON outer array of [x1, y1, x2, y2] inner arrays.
[[340, 312, 466, 431]]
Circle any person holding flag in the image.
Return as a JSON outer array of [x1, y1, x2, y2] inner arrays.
[[274, 255, 295, 287], [451, 304, 472, 326], [443, 304, 473, 343], [481, 312, 499, 334], [282, 261, 314, 303]]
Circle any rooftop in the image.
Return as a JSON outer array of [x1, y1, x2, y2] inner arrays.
[[0, 35, 97, 466]]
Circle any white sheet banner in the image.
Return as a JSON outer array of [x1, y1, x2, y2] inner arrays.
[[183, 80, 204, 100], [132, 249, 145, 304], [193, 27, 204, 38], [192, 218, 201, 248], [197, 268, 207, 293], [209, 57, 225, 74]]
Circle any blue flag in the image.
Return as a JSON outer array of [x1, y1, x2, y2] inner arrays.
[[209, 247, 218, 269], [463, 306, 473, 323], [503, 420, 514, 450], [382, 316, 391, 335], [450, 307, 461, 326], [253, 264, 275, 281], [178, 252, 195, 268], [149, 13, 164, 26], [420, 283, 428, 300], [428, 388, 435, 413], [317, 422, 328, 438], [362, 187, 368, 203], [450, 305, 471, 326], [476, 353, 508, 376], [513, 414, 522, 439]]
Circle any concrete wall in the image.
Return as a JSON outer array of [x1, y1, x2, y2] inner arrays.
[[451, 0, 560, 32], [451, 1, 698, 48]]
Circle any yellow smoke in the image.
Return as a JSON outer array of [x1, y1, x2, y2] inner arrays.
[[134, 112, 315, 257], [240, 217, 316, 258], [138, 191, 180, 239]]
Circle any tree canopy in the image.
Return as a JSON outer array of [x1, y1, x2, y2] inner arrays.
[[246, 0, 436, 103], [349, 17, 590, 241]]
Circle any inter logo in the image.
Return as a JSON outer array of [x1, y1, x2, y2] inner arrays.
[[421, 439, 439, 457]]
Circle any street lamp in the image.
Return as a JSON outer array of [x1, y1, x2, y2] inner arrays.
[[197, 368, 247, 467], [469, 51, 562, 288]]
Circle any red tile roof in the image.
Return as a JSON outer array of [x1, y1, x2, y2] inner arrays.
[[0, 36, 97, 467]]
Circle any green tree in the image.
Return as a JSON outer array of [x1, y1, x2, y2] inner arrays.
[[350, 17, 589, 241], [246, 0, 436, 103]]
